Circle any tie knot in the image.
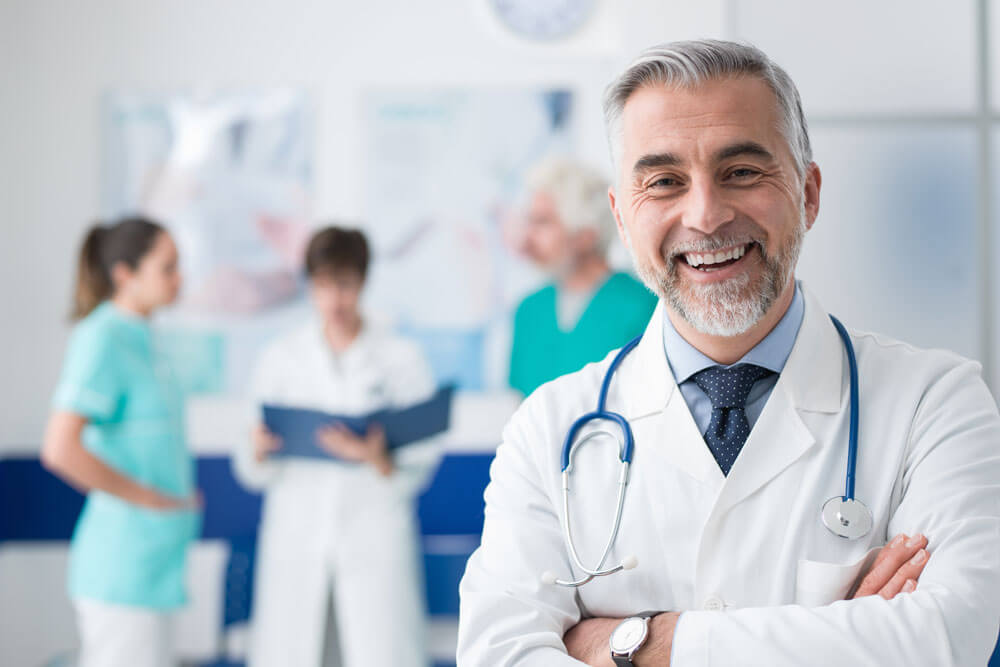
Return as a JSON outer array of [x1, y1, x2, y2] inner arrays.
[[692, 363, 774, 409]]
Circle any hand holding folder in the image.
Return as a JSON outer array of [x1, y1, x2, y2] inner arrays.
[[262, 385, 454, 462], [315, 422, 392, 474]]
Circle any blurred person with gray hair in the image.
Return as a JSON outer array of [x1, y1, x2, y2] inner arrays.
[[458, 39, 1000, 666], [508, 156, 655, 396]]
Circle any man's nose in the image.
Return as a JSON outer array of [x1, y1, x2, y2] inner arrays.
[[681, 178, 735, 234]]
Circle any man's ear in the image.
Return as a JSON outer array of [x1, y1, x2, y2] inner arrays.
[[803, 162, 822, 230], [609, 187, 629, 248]]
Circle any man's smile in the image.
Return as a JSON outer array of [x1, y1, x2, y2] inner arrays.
[[669, 241, 763, 283]]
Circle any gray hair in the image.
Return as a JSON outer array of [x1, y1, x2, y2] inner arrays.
[[603, 39, 812, 180], [525, 155, 616, 254]]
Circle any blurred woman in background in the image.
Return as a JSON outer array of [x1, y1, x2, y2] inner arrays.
[[42, 217, 200, 667], [234, 226, 439, 667]]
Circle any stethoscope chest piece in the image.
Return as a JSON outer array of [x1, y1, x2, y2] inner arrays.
[[821, 496, 873, 540]]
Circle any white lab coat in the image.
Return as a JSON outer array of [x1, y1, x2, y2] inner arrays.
[[458, 286, 1000, 666], [234, 321, 439, 667]]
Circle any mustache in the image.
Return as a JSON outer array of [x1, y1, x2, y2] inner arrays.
[[665, 236, 766, 262], [662, 221, 770, 260]]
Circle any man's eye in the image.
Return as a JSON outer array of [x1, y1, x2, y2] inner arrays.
[[649, 176, 679, 188], [729, 168, 759, 179]]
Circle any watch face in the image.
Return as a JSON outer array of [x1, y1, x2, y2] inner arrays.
[[609, 617, 648, 653]]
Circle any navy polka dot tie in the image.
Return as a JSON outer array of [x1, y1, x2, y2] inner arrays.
[[691, 364, 774, 475]]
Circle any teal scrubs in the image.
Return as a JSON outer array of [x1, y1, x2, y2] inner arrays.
[[52, 302, 199, 609], [509, 272, 656, 396]]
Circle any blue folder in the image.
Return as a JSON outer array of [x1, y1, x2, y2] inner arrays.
[[262, 385, 454, 461]]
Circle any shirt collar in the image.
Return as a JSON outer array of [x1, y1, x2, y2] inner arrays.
[[100, 300, 150, 335], [311, 317, 373, 364], [661, 281, 805, 383]]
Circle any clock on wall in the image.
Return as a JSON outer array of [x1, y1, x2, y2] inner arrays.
[[489, 0, 598, 41]]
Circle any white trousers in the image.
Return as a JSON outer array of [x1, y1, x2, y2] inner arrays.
[[249, 505, 428, 667], [74, 599, 176, 667]]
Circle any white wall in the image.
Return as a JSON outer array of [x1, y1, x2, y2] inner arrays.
[[0, 0, 727, 452]]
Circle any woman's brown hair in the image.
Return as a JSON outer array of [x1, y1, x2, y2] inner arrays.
[[72, 216, 165, 319]]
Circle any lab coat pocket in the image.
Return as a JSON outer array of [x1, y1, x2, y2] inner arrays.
[[795, 547, 880, 607]]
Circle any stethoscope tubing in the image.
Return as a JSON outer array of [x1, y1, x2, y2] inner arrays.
[[829, 315, 859, 502], [560, 455, 630, 580], [549, 313, 867, 587], [560, 334, 642, 473]]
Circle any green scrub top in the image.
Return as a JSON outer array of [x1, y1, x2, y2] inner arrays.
[[52, 302, 199, 609], [509, 272, 657, 396]]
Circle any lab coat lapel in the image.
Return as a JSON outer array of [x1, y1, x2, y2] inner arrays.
[[618, 301, 725, 484], [711, 285, 845, 516]]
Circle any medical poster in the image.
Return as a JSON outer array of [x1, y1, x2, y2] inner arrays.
[[101, 90, 314, 393], [362, 88, 574, 390]]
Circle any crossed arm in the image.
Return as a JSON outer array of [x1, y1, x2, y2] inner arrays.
[[563, 532, 931, 666]]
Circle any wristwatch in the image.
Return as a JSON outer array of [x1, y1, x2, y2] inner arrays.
[[609, 610, 658, 666]]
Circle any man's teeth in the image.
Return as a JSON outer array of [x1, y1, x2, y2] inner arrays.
[[684, 243, 750, 267]]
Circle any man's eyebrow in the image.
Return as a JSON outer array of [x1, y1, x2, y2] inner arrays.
[[631, 142, 775, 177], [714, 141, 774, 162], [632, 152, 683, 176]]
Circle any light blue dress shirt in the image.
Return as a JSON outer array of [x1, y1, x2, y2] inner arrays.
[[662, 282, 805, 434]]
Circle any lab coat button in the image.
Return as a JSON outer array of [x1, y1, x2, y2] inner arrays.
[[702, 595, 725, 611]]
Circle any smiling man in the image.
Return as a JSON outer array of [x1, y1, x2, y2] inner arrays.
[[457, 40, 1000, 666]]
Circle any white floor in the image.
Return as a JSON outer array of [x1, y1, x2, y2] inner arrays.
[[0, 542, 227, 667]]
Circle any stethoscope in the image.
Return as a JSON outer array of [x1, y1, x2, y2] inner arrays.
[[542, 315, 872, 588]]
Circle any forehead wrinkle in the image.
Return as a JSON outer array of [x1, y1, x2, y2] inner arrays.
[[625, 113, 775, 165], [619, 79, 791, 177]]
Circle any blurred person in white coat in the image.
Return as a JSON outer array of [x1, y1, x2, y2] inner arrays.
[[234, 226, 439, 667], [457, 41, 1000, 666]]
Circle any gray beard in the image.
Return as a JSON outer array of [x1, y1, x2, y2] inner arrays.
[[632, 211, 806, 337]]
